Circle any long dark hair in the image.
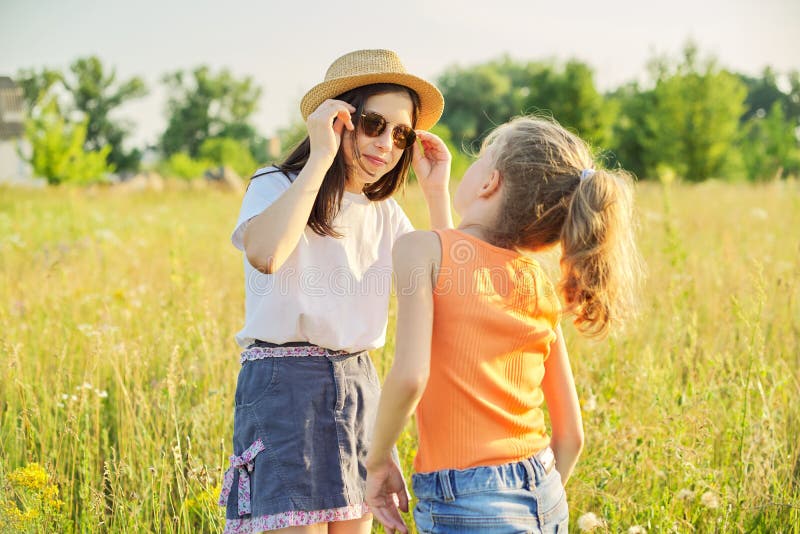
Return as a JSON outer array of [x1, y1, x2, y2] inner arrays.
[[257, 83, 420, 237]]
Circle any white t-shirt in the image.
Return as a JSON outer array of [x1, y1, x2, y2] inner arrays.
[[231, 167, 415, 352]]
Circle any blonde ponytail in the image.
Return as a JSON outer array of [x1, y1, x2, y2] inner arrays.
[[559, 169, 643, 337], [478, 116, 644, 338]]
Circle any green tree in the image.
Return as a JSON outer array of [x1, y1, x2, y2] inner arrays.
[[739, 68, 800, 126], [25, 100, 112, 185], [607, 83, 658, 178], [198, 137, 257, 177], [17, 58, 147, 174], [64, 57, 148, 172], [16, 68, 63, 111], [437, 62, 515, 147], [520, 60, 616, 147], [613, 43, 747, 181], [741, 102, 800, 180], [437, 57, 614, 149], [161, 67, 264, 160]]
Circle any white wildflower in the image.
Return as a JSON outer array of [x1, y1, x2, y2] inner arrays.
[[77, 324, 98, 337], [61, 394, 69, 400], [700, 491, 719, 509], [628, 526, 647, 534], [82, 382, 93, 390], [577, 512, 604, 531], [70, 395, 78, 402], [95, 389, 109, 399], [676, 488, 695, 501], [583, 393, 597, 412], [94, 229, 120, 243]]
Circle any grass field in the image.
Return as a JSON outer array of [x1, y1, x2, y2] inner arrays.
[[1, 179, 798, 533]]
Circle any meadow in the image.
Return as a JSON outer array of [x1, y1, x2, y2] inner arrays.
[[0, 179, 798, 533]]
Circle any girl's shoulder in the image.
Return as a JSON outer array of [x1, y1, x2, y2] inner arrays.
[[393, 230, 442, 272], [249, 166, 294, 185], [393, 230, 442, 294]]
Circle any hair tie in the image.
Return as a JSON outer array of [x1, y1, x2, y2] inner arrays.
[[580, 169, 595, 181]]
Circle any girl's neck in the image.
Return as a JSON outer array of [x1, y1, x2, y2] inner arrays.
[[456, 204, 499, 241], [455, 222, 492, 242]]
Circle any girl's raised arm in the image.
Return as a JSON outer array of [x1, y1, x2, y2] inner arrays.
[[243, 100, 355, 274], [412, 131, 453, 230]]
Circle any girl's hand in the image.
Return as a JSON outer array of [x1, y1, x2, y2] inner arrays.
[[366, 458, 409, 534], [306, 99, 355, 164], [412, 130, 452, 197]]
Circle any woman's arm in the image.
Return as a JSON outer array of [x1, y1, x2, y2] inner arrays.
[[541, 325, 585, 484], [412, 131, 453, 230], [366, 230, 440, 533], [243, 100, 355, 274]]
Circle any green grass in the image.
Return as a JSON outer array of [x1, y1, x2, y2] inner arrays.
[[1, 179, 798, 532]]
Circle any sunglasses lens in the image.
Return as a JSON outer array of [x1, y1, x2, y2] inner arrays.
[[392, 126, 415, 150], [360, 112, 385, 137], [360, 112, 415, 150]]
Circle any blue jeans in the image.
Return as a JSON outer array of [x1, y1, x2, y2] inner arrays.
[[411, 449, 569, 533]]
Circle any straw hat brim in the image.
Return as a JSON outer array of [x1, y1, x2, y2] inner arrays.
[[300, 72, 444, 131]]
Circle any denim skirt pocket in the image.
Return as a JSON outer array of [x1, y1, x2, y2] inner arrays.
[[234, 358, 278, 408]]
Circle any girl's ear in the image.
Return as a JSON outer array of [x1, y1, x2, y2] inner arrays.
[[478, 169, 502, 198]]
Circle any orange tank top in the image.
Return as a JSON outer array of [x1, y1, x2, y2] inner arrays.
[[414, 229, 561, 473]]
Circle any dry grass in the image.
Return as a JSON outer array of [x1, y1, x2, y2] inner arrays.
[[1, 179, 798, 532]]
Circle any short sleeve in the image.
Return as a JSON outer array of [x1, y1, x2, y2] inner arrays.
[[231, 168, 293, 251], [389, 198, 415, 241]]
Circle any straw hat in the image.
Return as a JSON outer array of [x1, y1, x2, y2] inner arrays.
[[300, 49, 444, 130]]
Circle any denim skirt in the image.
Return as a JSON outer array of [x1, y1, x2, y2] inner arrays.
[[219, 342, 381, 533], [411, 449, 569, 534]]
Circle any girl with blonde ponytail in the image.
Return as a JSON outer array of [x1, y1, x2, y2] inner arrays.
[[366, 116, 644, 533]]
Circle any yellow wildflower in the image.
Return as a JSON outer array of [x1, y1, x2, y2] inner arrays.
[[43, 484, 64, 509], [8, 462, 48, 491]]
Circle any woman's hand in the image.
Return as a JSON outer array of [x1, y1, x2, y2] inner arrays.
[[306, 99, 355, 165], [366, 458, 409, 534], [412, 130, 452, 197]]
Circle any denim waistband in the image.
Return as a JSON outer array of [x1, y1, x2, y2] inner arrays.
[[411, 448, 555, 501]]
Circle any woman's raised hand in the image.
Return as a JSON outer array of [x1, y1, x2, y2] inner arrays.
[[306, 99, 356, 164], [412, 130, 452, 197]]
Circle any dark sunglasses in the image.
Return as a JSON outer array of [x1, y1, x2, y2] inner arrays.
[[360, 112, 416, 150]]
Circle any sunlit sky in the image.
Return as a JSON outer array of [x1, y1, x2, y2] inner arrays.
[[2, 0, 798, 147]]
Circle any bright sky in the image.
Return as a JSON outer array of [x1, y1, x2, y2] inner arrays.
[[2, 0, 798, 147]]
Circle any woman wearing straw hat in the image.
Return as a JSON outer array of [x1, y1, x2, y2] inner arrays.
[[220, 49, 451, 533]]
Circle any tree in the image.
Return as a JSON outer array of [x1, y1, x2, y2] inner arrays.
[[17, 58, 148, 174], [64, 57, 148, 172], [741, 102, 800, 180], [739, 68, 800, 127], [436, 57, 615, 150], [160, 67, 264, 160], [607, 83, 658, 178], [520, 60, 616, 147], [612, 43, 747, 181], [437, 62, 515, 148], [25, 100, 112, 185], [198, 137, 256, 177], [16, 68, 63, 112]]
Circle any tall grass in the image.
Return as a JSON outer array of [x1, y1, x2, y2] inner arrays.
[[1, 180, 798, 532]]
